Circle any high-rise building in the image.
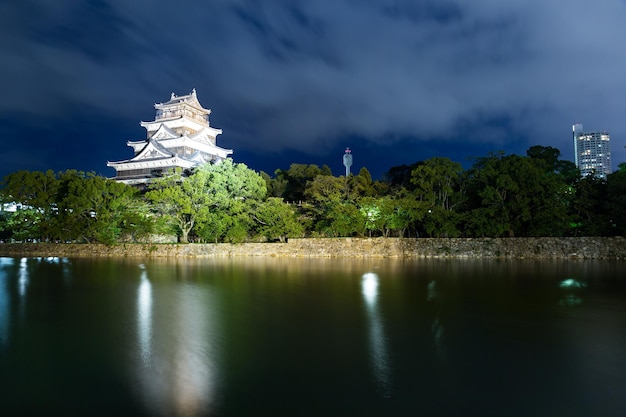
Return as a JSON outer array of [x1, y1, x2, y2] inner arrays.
[[572, 123, 612, 178]]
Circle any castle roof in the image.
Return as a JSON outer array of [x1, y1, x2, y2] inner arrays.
[[108, 90, 232, 183], [154, 88, 210, 115]]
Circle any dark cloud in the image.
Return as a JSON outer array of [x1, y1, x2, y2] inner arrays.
[[1, 0, 625, 180]]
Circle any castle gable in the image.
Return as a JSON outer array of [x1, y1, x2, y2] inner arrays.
[[131, 139, 173, 161], [150, 124, 178, 140]]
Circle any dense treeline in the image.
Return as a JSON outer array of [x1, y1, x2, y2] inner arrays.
[[1, 146, 625, 243]]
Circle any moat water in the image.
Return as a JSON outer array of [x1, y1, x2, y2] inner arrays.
[[1, 256, 625, 416]]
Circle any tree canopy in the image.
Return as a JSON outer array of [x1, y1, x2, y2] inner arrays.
[[2, 145, 623, 243]]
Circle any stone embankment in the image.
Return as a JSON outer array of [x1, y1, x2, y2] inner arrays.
[[0, 237, 625, 259]]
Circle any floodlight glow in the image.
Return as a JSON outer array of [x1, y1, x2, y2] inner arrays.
[[137, 271, 153, 365], [361, 272, 391, 397], [362, 272, 379, 307], [18, 258, 28, 297], [559, 278, 586, 289]]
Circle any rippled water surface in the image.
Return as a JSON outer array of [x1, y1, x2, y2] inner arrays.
[[1, 256, 625, 416]]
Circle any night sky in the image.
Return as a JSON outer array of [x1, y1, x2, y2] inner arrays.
[[2, 1, 626, 180]]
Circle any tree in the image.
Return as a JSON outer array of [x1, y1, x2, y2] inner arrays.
[[200, 159, 267, 205], [57, 171, 149, 243], [147, 160, 266, 243], [1, 170, 152, 243], [276, 164, 329, 202], [348, 167, 377, 200], [326, 202, 366, 237], [304, 175, 346, 207], [1, 170, 59, 241], [145, 168, 207, 242], [197, 159, 267, 242], [570, 175, 609, 236], [386, 190, 424, 237], [303, 174, 350, 235], [254, 197, 304, 242], [383, 162, 424, 191], [360, 197, 406, 237], [463, 152, 571, 237], [527, 144, 580, 185], [410, 157, 463, 237], [605, 167, 626, 235], [526, 145, 560, 170]]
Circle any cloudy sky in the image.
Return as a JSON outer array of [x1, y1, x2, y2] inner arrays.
[[1, 0, 626, 180]]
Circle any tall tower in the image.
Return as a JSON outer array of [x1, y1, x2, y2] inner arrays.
[[572, 124, 612, 178], [343, 148, 353, 177]]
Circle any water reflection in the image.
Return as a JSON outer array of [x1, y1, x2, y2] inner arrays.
[[134, 264, 219, 417], [18, 258, 28, 298], [137, 266, 152, 365], [361, 272, 392, 398], [559, 278, 586, 289], [0, 257, 625, 416], [427, 280, 446, 361], [0, 258, 10, 348], [559, 278, 586, 307]]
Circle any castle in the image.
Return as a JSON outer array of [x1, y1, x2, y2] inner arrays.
[[107, 89, 232, 184]]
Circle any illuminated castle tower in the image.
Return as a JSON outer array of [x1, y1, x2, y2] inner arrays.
[[108, 89, 232, 184], [572, 123, 612, 178]]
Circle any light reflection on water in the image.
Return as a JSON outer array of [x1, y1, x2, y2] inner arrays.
[[558, 278, 586, 307], [133, 263, 219, 417], [0, 256, 625, 416], [427, 280, 446, 362], [361, 272, 392, 398], [137, 268, 152, 366], [18, 257, 28, 298], [0, 258, 9, 348]]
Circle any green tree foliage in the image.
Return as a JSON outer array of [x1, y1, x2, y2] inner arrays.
[[384, 162, 423, 191], [199, 159, 267, 205], [410, 157, 463, 237], [198, 159, 267, 242], [570, 175, 609, 236], [348, 167, 377, 200], [2, 144, 623, 243], [605, 167, 626, 235], [1, 170, 58, 240], [1, 170, 150, 243], [387, 191, 424, 237], [303, 175, 349, 235], [56, 171, 150, 243], [274, 164, 330, 202], [463, 151, 572, 237], [146, 160, 266, 243], [526, 145, 560, 170], [411, 157, 463, 210], [359, 197, 400, 237], [0, 211, 8, 241], [254, 198, 304, 242], [326, 202, 365, 237], [0, 208, 41, 242], [264, 169, 288, 198], [304, 175, 346, 207], [145, 168, 207, 243], [527, 145, 580, 185]]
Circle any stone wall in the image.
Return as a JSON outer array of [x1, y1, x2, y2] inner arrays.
[[0, 237, 625, 259]]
